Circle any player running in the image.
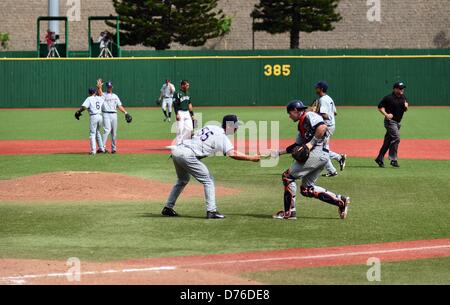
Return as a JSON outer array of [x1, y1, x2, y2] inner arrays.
[[159, 79, 175, 122], [173, 80, 194, 145], [162, 115, 260, 219], [314, 81, 346, 177], [101, 81, 132, 154], [74, 79, 106, 155], [272, 101, 350, 220]]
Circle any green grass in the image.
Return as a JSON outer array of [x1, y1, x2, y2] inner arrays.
[[244, 257, 450, 285], [0, 155, 449, 262], [0, 107, 449, 140]]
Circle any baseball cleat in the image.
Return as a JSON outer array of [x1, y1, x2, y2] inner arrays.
[[206, 211, 225, 219], [272, 210, 297, 220], [339, 154, 347, 171], [111, 150, 117, 154], [338, 196, 350, 220], [390, 160, 400, 168], [375, 158, 385, 168], [168, 118, 171, 122], [161, 207, 179, 217], [89, 152, 96, 155], [163, 117, 167, 122], [97, 149, 107, 154], [322, 172, 338, 177]]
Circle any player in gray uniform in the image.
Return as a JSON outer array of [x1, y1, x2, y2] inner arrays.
[[74, 79, 106, 155], [101, 81, 132, 154], [272, 101, 350, 220], [162, 115, 261, 219], [314, 81, 346, 177]]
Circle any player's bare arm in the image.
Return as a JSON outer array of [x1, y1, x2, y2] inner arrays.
[[379, 107, 394, 120], [306, 124, 327, 150], [226, 150, 260, 162], [96, 79, 104, 96]]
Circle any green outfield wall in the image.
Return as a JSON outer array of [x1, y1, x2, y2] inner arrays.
[[1, 50, 450, 107]]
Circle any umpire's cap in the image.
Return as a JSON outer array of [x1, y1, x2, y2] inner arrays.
[[222, 114, 239, 130], [315, 80, 329, 92], [287, 100, 308, 113], [393, 81, 406, 89], [88, 87, 96, 95]]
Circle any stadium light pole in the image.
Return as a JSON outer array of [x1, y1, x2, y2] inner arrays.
[[252, 17, 255, 50], [48, 0, 59, 35]]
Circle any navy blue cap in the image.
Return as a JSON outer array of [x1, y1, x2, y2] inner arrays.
[[287, 100, 308, 113], [393, 82, 406, 89], [106, 81, 113, 88], [88, 87, 96, 95], [315, 80, 329, 92], [222, 114, 239, 130]]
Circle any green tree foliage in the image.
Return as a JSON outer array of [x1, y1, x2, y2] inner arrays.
[[251, 0, 342, 49], [109, 0, 231, 50]]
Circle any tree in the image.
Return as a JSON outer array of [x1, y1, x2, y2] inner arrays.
[[251, 0, 342, 49], [108, 0, 231, 50], [0, 32, 9, 50]]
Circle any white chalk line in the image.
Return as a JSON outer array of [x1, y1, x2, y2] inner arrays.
[[1, 243, 449, 284]]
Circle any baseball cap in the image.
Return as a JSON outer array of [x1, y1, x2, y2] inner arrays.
[[106, 81, 113, 88], [222, 114, 240, 130], [286, 100, 308, 113], [315, 80, 329, 92], [393, 82, 406, 89], [88, 87, 96, 95]]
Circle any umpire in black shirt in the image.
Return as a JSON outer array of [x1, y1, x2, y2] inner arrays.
[[375, 82, 409, 168]]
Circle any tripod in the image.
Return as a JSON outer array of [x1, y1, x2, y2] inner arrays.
[[47, 43, 60, 58], [99, 41, 113, 58]]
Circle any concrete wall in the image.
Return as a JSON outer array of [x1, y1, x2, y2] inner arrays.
[[1, 0, 449, 51]]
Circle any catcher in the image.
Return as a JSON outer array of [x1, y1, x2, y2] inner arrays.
[[272, 100, 350, 220]]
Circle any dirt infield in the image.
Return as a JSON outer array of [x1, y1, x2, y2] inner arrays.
[[1, 139, 450, 160], [0, 238, 448, 285], [0, 171, 239, 202]]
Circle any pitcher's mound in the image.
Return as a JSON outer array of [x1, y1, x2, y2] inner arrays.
[[0, 172, 239, 202]]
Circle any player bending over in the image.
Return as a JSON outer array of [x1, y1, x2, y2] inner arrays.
[[100, 81, 132, 154], [162, 115, 260, 219], [74, 79, 106, 155], [272, 101, 350, 220]]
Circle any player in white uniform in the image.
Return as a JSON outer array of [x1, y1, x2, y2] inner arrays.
[[314, 81, 347, 177], [159, 79, 175, 122], [74, 79, 106, 155], [162, 115, 261, 219], [173, 80, 195, 145], [101, 81, 131, 154]]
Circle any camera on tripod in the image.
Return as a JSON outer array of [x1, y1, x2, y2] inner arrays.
[[45, 30, 61, 58], [98, 31, 113, 58]]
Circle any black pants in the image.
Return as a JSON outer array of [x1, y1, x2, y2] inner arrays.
[[377, 119, 401, 161]]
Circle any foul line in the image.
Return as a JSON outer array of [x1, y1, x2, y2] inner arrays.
[[1, 243, 449, 284]]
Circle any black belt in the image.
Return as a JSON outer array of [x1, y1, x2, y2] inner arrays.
[[103, 111, 117, 114], [323, 148, 329, 153]]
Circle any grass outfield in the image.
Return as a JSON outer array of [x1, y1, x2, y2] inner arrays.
[[244, 257, 450, 285], [0, 107, 449, 284], [0, 107, 450, 140]]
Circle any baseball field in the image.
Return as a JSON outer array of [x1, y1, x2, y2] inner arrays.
[[0, 106, 449, 285]]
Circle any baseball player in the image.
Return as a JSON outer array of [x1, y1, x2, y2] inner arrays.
[[173, 80, 195, 145], [159, 79, 175, 122], [162, 115, 261, 219], [314, 81, 346, 177], [272, 101, 350, 220], [74, 79, 106, 155], [100, 81, 132, 154]]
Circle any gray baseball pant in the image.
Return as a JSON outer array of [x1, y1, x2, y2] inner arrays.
[[165, 146, 217, 212], [377, 119, 401, 161], [103, 112, 118, 151], [325, 126, 342, 174], [89, 114, 104, 154]]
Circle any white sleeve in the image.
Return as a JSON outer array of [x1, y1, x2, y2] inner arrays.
[[319, 98, 329, 114], [81, 98, 90, 109], [222, 135, 234, 155], [308, 112, 325, 128]]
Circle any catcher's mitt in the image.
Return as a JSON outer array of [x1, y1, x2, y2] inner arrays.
[[125, 113, 133, 123], [291, 144, 310, 163], [310, 99, 320, 113], [74, 111, 82, 120]]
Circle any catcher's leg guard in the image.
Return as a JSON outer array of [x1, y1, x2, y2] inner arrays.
[[282, 170, 297, 214], [300, 185, 344, 208]]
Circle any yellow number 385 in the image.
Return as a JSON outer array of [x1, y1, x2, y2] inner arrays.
[[264, 64, 291, 77]]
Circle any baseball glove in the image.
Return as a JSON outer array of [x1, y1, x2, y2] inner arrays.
[[125, 113, 133, 123], [155, 98, 161, 106], [74, 111, 82, 120], [291, 144, 310, 163]]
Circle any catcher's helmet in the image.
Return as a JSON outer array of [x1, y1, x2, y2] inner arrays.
[[286, 100, 308, 113]]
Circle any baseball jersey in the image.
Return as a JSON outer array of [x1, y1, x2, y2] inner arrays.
[[318, 95, 336, 127], [296, 112, 329, 149], [173, 91, 191, 112], [101, 93, 122, 113], [82, 96, 104, 115], [183, 125, 234, 158], [161, 83, 175, 98]]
